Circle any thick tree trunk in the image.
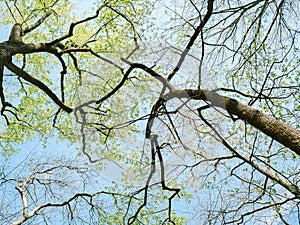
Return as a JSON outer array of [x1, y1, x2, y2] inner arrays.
[[166, 89, 300, 156]]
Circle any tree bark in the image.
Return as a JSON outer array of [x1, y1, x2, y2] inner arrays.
[[165, 89, 300, 156]]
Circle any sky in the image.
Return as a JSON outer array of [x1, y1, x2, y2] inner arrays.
[[0, 0, 134, 203], [0, 1, 299, 224]]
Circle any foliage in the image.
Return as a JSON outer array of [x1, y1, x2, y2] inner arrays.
[[0, 0, 299, 224]]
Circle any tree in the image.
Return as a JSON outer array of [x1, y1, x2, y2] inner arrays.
[[0, 0, 299, 224]]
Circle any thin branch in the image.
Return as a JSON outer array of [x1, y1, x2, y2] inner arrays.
[[197, 106, 300, 199], [12, 190, 125, 225], [167, 0, 214, 81]]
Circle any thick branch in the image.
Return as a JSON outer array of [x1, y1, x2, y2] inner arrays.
[[164, 89, 300, 156], [8, 24, 23, 44], [7, 42, 58, 56]]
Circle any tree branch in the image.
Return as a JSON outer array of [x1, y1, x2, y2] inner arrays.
[[167, 0, 215, 81], [23, 11, 52, 35], [5, 62, 73, 113], [164, 89, 300, 156]]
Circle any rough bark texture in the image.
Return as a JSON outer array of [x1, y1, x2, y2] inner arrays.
[[166, 89, 300, 156]]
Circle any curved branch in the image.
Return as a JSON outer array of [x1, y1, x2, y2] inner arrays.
[[75, 62, 174, 109], [5, 62, 73, 113]]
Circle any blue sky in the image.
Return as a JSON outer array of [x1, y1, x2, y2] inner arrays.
[[0, 1, 299, 224]]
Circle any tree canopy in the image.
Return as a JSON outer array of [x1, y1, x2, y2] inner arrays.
[[0, 0, 299, 224]]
